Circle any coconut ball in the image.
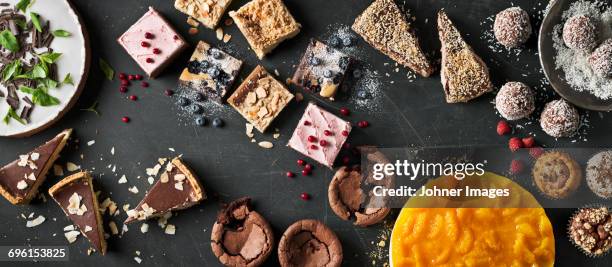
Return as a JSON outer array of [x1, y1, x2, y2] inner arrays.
[[589, 39, 612, 78], [495, 82, 535, 120], [563, 14, 599, 51], [540, 99, 580, 138], [494, 7, 532, 48]]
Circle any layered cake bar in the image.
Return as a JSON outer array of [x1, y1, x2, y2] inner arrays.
[[118, 7, 188, 78], [228, 65, 294, 133], [179, 41, 243, 103]]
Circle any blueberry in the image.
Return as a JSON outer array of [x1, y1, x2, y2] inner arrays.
[[356, 90, 369, 99], [195, 116, 207, 126], [201, 60, 210, 68], [178, 97, 190, 106], [339, 57, 350, 70], [309, 56, 321, 66], [329, 36, 341, 47], [194, 93, 205, 102], [212, 118, 224, 128], [353, 69, 362, 78], [323, 69, 333, 78], [342, 36, 352, 46], [191, 104, 203, 114], [207, 67, 220, 78], [211, 49, 223, 60], [187, 61, 199, 74]]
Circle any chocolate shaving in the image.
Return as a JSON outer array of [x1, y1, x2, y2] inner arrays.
[[6, 83, 18, 109], [20, 105, 32, 122]]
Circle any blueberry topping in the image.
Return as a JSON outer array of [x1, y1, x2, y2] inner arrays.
[[309, 56, 321, 66], [194, 93, 205, 102], [191, 104, 203, 114], [353, 69, 362, 78], [207, 67, 220, 78], [212, 118, 224, 128], [211, 49, 223, 60], [178, 97, 190, 106], [187, 61, 199, 74], [357, 90, 369, 99], [195, 116, 207, 126], [339, 57, 350, 70], [342, 36, 352, 46], [201, 60, 210, 69], [323, 69, 333, 78], [329, 36, 341, 47]]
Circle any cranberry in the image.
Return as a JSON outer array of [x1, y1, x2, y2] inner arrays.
[[121, 80, 129, 86], [141, 81, 149, 88], [141, 41, 150, 47], [310, 145, 318, 150], [307, 135, 317, 142], [323, 130, 332, 136], [128, 74, 135, 80], [119, 86, 128, 93], [304, 164, 313, 172], [144, 32, 154, 39], [121, 116, 130, 123], [342, 156, 350, 165], [341, 130, 349, 136], [164, 89, 174, 96], [173, 35, 179, 40], [286, 171, 295, 178], [301, 169, 311, 176], [357, 121, 369, 128], [135, 74, 143, 80], [304, 120, 311, 126], [339, 107, 350, 116], [152, 48, 161, 54], [119, 73, 127, 80], [297, 159, 305, 166], [129, 95, 137, 101], [145, 58, 154, 63], [300, 193, 311, 200], [319, 140, 328, 146]]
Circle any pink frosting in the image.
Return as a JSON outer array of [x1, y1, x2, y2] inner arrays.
[[118, 7, 186, 76], [288, 103, 351, 168]]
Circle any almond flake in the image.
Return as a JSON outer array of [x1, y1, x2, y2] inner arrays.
[[27, 172, 36, 180], [128, 186, 139, 194], [147, 177, 154, 185], [84, 225, 92, 232], [111, 147, 115, 155], [140, 223, 149, 233], [16, 180, 28, 190], [17, 155, 29, 166], [30, 152, 40, 161], [174, 174, 186, 181], [216, 28, 223, 40], [64, 230, 80, 243], [164, 224, 176, 235], [66, 162, 80, 172], [134, 257, 142, 264], [118, 175, 127, 184], [174, 182, 184, 191], [223, 34, 231, 43], [87, 140, 95, 146], [53, 164, 64, 176], [273, 133, 280, 139], [258, 141, 274, 149], [26, 215, 45, 227], [246, 123, 255, 138], [63, 225, 75, 231]]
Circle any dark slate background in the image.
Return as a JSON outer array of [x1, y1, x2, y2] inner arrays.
[[1, 0, 611, 266]]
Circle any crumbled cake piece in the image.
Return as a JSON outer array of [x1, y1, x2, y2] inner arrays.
[[352, 0, 434, 77], [228, 65, 294, 133], [118, 7, 188, 78], [437, 11, 493, 103], [174, 0, 234, 29], [229, 0, 301, 59], [178, 41, 243, 103], [287, 103, 351, 169], [291, 39, 353, 100]]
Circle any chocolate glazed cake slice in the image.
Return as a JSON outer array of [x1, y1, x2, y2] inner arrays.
[[125, 157, 205, 224], [211, 197, 274, 267], [48, 171, 107, 255], [0, 129, 72, 204]]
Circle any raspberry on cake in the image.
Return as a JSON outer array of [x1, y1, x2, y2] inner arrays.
[[118, 7, 188, 78], [174, 0, 234, 29], [228, 65, 294, 133], [292, 39, 353, 101], [287, 103, 352, 169], [229, 0, 301, 59], [179, 41, 243, 103]]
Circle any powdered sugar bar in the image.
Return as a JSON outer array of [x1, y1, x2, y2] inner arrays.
[[118, 7, 188, 78]]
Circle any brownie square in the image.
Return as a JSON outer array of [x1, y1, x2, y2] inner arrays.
[[118, 7, 188, 78], [174, 0, 234, 29], [292, 39, 353, 101], [287, 103, 352, 169], [228, 65, 294, 133], [229, 0, 301, 59], [178, 41, 243, 103]]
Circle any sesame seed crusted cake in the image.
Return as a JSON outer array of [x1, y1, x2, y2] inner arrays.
[[352, 0, 434, 77], [438, 11, 493, 103]]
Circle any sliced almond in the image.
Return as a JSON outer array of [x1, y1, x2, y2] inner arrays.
[[258, 141, 274, 149]]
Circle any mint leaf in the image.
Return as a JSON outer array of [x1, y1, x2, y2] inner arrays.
[[99, 58, 114, 80], [62, 73, 73, 85], [15, 19, 27, 30], [38, 52, 61, 64], [19, 86, 60, 106], [2, 60, 22, 81], [52, 29, 71, 37], [31, 64, 47, 79], [0, 30, 20, 52], [81, 101, 100, 116], [37, 78, 58, 89], [3, 107, 25, 125], [30, 12, 42, 32], [15, 0, 31, 12]]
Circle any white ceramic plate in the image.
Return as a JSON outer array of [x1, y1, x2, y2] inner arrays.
[[0, 0, 89, 137]]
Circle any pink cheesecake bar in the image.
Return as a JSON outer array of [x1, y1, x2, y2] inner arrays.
[[288, 103, 352, 169], [118, 7, 188, 78]]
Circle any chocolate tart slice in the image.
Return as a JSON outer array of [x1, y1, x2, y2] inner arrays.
[[278, 219, 342, 267], [0, 129, 72, 204], [211, 197, 274, 267], [48, 171, 107, 255], [125, 157, 205, 224]]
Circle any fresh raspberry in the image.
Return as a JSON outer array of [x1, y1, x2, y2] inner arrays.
[[508, 137, 524, 152], [496, 120, 511, 135], [510, 159, 524, 174], [522, 136, 535, 148], [529, 147, 544, 159]]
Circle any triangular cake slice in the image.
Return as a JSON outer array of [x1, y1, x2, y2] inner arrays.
[[125, 157, 205, 224], [352, 0, 434, 77], [437, 11, 493, 103], [49, 171, 107, 255], [0, 129, 72, 204]]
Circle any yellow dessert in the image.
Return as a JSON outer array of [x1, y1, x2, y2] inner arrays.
[[391, 173, 555, 267]]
